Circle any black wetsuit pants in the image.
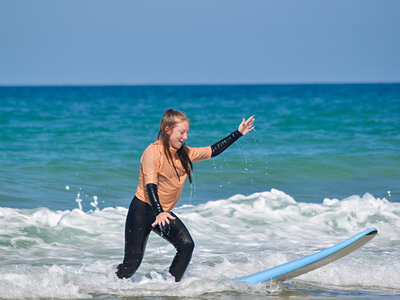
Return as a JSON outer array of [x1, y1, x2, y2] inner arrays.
[[116, 196, 194, 282]]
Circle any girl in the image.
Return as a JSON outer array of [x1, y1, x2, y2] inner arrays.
[[117, 109, 255, 282]]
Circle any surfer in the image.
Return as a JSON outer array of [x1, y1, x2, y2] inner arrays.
[[116, 109, 255, 282]]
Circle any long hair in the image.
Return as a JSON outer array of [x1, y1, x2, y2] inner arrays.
[[157, 109, 194, 183]]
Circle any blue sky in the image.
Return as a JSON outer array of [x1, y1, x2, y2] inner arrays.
[[0, 1, 399, 85]]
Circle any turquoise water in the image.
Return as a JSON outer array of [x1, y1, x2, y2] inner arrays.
[[0, 84, 399, 299], [1, 84, 399, 210]]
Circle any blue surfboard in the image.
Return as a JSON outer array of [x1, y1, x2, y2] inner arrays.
[[236, 228, 378, 284]]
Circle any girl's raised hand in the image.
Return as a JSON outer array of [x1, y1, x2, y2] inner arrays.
[[238, 116, 255, 135]]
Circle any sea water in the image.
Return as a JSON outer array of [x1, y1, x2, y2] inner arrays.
[[0, 84, 399, 299]]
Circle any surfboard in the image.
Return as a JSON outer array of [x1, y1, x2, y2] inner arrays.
[[235, 228, 377, 284]]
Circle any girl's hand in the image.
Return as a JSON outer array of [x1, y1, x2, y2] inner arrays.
[[152, 212, 176, 227], [238, 116, 255, 135]]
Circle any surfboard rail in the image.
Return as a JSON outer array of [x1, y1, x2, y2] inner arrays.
[[235, 228, 378, 284]]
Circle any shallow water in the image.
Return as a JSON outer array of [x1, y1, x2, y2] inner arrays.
[[0, 190, 399, 299]]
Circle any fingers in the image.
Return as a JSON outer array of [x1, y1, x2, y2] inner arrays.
[[245, 115, 255, 126], [240, 115, 255, 135], [151, 213, 176, 227], [167, 213, 176, 220], [240, 118, 245, 128], [243, 116, 254, 127]]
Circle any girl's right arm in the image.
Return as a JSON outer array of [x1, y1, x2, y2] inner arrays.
[[146, 183, 176, 227]]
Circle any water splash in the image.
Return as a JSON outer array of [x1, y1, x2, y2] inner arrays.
[[75, 192, 83, 211], [90, 195, 99, 211]]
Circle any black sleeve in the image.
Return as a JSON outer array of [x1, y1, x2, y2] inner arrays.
[[211, 130, 243, 157], [146, 183, 164, 216]]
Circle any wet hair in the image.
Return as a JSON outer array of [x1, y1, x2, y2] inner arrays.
[[157, 109, 193, 183]]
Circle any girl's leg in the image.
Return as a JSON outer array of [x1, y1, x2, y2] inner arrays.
[[152, 212, 195, 282], [116, 197, 154, 279]]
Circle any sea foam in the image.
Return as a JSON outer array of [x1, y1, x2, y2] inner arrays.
[[0, 189, 399, 298]]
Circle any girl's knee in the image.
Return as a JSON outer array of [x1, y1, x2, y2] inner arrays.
[[180, 238, 195, 254]]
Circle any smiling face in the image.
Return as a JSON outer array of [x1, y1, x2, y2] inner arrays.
[[167, 120, 189, 150]]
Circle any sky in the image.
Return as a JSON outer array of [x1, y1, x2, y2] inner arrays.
[[0, 0, 399, 86]]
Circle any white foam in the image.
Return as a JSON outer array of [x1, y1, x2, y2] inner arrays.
[[0, 265, 88, 299], [0, 189, 399, 298]]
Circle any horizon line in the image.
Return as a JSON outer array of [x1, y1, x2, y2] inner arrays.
[[1, 81, 400, 88]]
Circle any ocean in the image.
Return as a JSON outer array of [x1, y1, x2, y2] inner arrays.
[[0, 84, 399, 299]]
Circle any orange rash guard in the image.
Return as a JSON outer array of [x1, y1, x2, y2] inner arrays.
[[135, 140, 212, 212]]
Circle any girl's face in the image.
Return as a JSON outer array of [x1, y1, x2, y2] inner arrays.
[[167, 120, 189, 150]]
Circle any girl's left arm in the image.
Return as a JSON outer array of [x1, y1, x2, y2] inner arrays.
[[211, 116, 255, 157]]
